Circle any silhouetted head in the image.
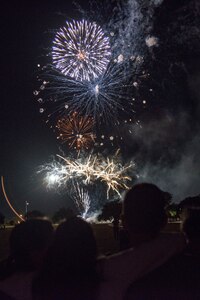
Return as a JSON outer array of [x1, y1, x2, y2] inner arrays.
[[43, 216, 97, 280], [33, 217, 99, 300], [9, 218, 54, 271], [123, 183, 168, 239]]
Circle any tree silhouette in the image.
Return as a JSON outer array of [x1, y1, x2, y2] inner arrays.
[[98, 200, 122, 222], [179, 195, 200, 209], [25, 210, 45, 220], [52, 207, 75, 224]]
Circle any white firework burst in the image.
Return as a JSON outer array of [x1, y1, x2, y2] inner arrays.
[[36, 62, 133, 125], [40, 152, 135, 198], [52, 19, 111, 81]]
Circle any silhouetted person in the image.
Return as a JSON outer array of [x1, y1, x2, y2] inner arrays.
[[97, 183, 185, 300], [112, 216, 120, 240], [122, 183, 169, 247], [0, 290, 17, 300], [182, 209, 200, 256], [119, 228, 130, 250], [32, 216, 100, 300], [32, 184, 184, 300], [0, 218, 54, 300], [125, 207, 200, 300]]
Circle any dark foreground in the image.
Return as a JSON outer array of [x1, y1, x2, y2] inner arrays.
[[0, 221, 180, 262]]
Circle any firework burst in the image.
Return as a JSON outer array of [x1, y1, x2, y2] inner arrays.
[[95, 156, 133, 198], [52, 19, 111, 81], [41, 159, 71, 189], [56, 112, 96, 150], [36, 62, 135, 126], [40, 152, 135, 198]]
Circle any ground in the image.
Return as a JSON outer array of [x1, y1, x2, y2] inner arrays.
[[0, 222, 180, 262]]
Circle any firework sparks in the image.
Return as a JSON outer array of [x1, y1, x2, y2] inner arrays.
[[145, 36, 159, 48], [39, 154, 97, 189], [72, 181, 91, 218], [52, 19, 111, 81], [1, 176, 25, 222], [56, 112, 95, 150], [36, 62, 134, 125], [95, 156, 133, 198], [41, 160, 71, 189], [40, 152, 134, 198], [57, 154, 98, 185]]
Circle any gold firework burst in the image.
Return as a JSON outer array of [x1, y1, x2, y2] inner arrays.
[[56, 112, 96, 150]]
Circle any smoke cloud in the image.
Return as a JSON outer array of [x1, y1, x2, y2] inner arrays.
[[137, 133, 200, 202], [126, 110, 200, 203]]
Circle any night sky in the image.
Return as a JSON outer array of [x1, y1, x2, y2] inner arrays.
[[1, 0, 200, 218], [1, 1, 85, 217]]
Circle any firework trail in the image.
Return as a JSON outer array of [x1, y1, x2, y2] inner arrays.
[[72, 181, 91, 218], [52, 19, 111, 81], [1, 176, 25, 222], [56, 112, 95, 150]]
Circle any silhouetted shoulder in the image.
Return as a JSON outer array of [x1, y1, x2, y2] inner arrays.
[[0, 290, 17, 300], [125, 251, 200, 300]]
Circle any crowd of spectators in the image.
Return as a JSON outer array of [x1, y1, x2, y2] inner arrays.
[[0, 183, 199, 300]]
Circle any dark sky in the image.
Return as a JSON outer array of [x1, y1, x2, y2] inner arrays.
[[1, 0, 200, 218], [1, 1, 89, 217]]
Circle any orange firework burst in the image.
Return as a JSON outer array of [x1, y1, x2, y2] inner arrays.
[[56, 112, 96, 150]]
